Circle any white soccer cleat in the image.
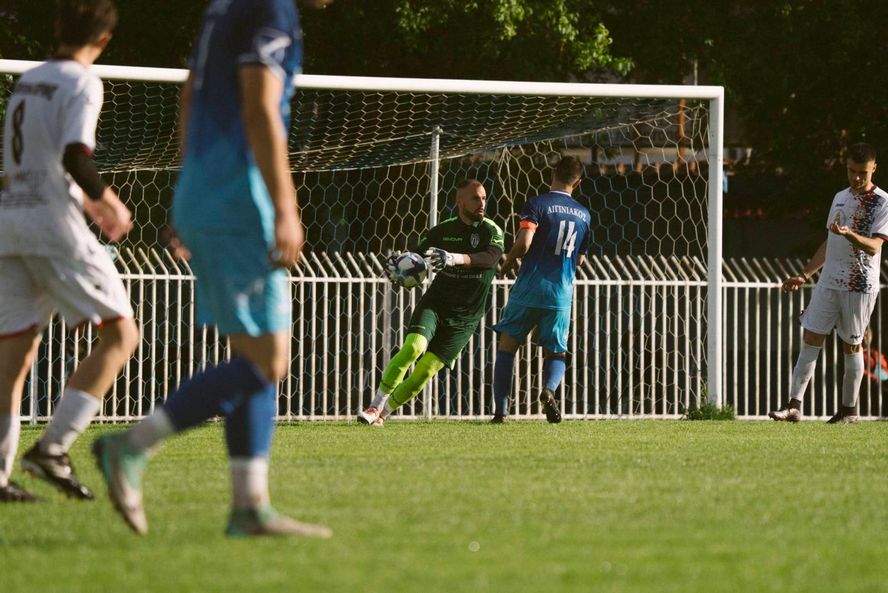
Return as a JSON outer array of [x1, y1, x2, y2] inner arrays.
[[92, 434, 148, 535], [357, 406, 382, 425]]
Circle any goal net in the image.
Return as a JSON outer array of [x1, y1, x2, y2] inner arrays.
[[0, 60, 724, 421]]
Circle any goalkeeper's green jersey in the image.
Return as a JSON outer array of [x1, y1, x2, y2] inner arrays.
[[415, 217, 505, 317]]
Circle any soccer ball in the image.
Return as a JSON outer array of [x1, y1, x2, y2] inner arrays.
[[391, 252, 428, 288]]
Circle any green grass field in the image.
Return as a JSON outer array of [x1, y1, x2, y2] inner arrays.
[[2, 421, 888, 593]]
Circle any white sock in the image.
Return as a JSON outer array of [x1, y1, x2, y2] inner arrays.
[[380, 399, 394, 419], [0, 415, 21, 487], [789, 343, 822, 402], [370, 389, 390, 409], [842, 351, 865, 409], [230, 457, 270, 511], [126, 409, 174, 456], [40, 389, 101, 456]]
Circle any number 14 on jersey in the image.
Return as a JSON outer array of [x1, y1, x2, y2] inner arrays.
[[554, 220, 577, 257]]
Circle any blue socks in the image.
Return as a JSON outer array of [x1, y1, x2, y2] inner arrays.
[[493, 350, 516, 416], [544, 356, 567, 392], [225, 383, 276, 458], [162, 357, 275, 457]]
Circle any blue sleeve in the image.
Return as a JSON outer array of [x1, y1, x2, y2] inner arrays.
[[518, 197, 543, 226], [579, 212, 591, 254], [234, 0, 297, 81]]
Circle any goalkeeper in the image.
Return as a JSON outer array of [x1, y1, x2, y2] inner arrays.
[[358, 180, 504, 425]]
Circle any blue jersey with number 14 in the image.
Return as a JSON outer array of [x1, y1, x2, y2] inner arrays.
[[507, 191, 590, 310]]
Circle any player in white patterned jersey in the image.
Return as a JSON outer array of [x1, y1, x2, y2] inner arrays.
[[771, 143, 886, 424], [0, 0, 139, 502], [0, 64, 122, 255], [817, 184, 888, 293]]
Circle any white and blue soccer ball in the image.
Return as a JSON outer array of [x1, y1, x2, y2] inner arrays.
[[392, 252, 428, 288]]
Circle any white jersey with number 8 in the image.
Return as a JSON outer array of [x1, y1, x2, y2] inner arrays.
[[0, 59, 104, 258]]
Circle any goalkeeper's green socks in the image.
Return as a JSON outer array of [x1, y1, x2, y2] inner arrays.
[[377, 333, 428, 397], [388, 353, 445, 410]]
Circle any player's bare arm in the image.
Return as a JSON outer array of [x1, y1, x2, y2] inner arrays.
[[783, 240, 827, 292], [828, 222, 885, 256], [82, 187, 132, 242], [239, 64, 304, 267], [500, 227, 534, 275], [158, 225, 191, 260], [62, 142, 132, 241]]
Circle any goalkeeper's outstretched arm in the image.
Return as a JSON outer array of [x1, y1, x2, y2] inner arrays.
[[425, 246, 502, 270], [466, 246, 503, 269]]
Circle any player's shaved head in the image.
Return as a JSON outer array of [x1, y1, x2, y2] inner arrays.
[[56, 0, 118, 46], [456, 179, 483, 196], [455, 179, 486, 222]]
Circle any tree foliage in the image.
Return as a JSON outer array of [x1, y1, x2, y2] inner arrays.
[[1, 0, 885, 216], [605, 0, 888, 215], [0, 0, 203, 67], [303, 0, 631, 80]]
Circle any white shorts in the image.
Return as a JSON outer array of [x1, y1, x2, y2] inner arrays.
[[0, 250, 134, 337], [801, 284, 878, 345]]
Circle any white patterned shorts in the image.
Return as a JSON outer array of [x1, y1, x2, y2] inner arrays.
[[801, 283, 878, 345], [0, 248, 133, 337]]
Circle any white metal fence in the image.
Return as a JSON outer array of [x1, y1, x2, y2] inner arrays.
[[20, 249, 887, 422], [723, 256, 886, 419], [2, 58, 728, 416]]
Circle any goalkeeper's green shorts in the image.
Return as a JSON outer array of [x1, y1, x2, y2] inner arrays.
[[406, 301, 482, 369]]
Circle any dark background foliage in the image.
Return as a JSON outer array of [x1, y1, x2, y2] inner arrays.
[[1, 0, 885, 252]]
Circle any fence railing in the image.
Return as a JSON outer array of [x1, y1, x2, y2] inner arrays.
[[21, 249, 887, 422]]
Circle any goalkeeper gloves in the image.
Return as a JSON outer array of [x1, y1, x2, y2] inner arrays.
[[424, 247, 461, 272], [384, 252, 402, 284]]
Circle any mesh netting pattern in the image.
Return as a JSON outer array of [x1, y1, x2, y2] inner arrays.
[[1, 67, 714, 419]]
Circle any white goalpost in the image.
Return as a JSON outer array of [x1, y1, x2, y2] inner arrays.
[[0, 59, 724, 421]]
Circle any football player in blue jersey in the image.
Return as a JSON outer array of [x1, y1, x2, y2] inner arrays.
[[93, 0, 334, 537], [491, 156, 590, 423]]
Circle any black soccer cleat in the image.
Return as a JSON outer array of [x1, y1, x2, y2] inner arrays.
[[539, 388, 562, 424], [826, 410, 859, 424], [489, 414, 507, 424], [0, 481, 39, 503], [21, 444, 95, 500]]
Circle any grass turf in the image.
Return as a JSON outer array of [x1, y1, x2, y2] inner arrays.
[[2, 421, 887, 593]]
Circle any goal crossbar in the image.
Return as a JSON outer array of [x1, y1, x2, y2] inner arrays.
[[0, 59, 723, 100], [0, 58, 726, 412]]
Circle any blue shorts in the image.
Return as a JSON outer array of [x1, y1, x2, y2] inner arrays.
[[494, 302, 570, 353], [177, 228, 291, 336]]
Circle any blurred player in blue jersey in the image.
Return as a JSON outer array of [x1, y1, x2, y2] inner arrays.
[[492, 156, 590, 423], [93, 0, 334, 537]]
